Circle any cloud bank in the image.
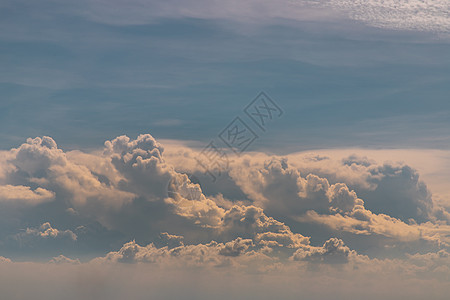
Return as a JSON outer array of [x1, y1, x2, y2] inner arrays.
[[0, 134, 450, 298]]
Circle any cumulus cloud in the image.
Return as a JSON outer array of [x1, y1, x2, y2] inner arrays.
[[0, 134, 449, 274], [49, 255, 80, 264], [0, 256, 11, 263], [162, 142, 450, 254], [3, 136, 135, 214], [97, 237, 267, 269], [128, 139, 449, 256], [299, 208, 450, 246], [292, 237, 355, 264], [324, 0, 450, 32], [165, 173, 225, 228], [328, 183, 363, 213], [165, 172, 310, 249], [24, 222, 77, 241], [104, 134, 174, 201], [218, 238, 253, 257], [288, 152, 438, 223], [160, 232, 184, 248], [227, 155, 436, 223], [0, 185, 54, 205], [0, 134, 450, 300], [220, 155, 446, 247], [221, 205, 310, 248]]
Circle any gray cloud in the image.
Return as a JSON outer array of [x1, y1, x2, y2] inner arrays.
[[0, 134, 449, 299], [292, 237, 354, 264], [23, 222, 77, 241], [162, 144, 450, 254], [0, 134, 449, 268], [49, 255, 81, 265]]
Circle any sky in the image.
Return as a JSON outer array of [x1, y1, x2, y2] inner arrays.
[[1, 0, 450, 299]]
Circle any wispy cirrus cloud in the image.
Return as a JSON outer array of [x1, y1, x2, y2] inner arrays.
[[324, 0, 450, 33], [73, 0, 450, 33]]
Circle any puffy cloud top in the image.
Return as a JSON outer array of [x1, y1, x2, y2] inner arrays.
[[0, 134, 449, 273]]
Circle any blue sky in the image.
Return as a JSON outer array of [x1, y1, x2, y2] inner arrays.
[[1, 0, 449, 152]]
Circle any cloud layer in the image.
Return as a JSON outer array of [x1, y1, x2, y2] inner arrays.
[[74, 0, 450, 33], [0, 134, 450, 298]]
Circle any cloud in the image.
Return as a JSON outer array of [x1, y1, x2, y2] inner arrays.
[[0, 256, 11, 263], [324, 0, 450, 32], [289, 150, 446, 222], [165, 173, 310, 248], [221, 205, 310, 248], [406, 249, 450, 277], [223, 155, 443, 245], [162, 142, 450, 254], [160, 232, 184, 248], [0, 136, 140, 235], [49, 255, 80, 264], [292, 237, 355, 264], [97, 237, 266, 269], [75, 0, 337, 26], [328, 183, 363, 213], [299, 208, 450, 246], [104, 134, 174, 202], [0, 134, 449, 268], [165, 173, 225, 228], [72, 0, 450, 33], [227, 154, 436, 223], [0, 185, 55, 205], [0, 133, 449, 298], [4, 136, 135, 214], [218, 237, 253, 257], [24, 222, 77, 241]]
